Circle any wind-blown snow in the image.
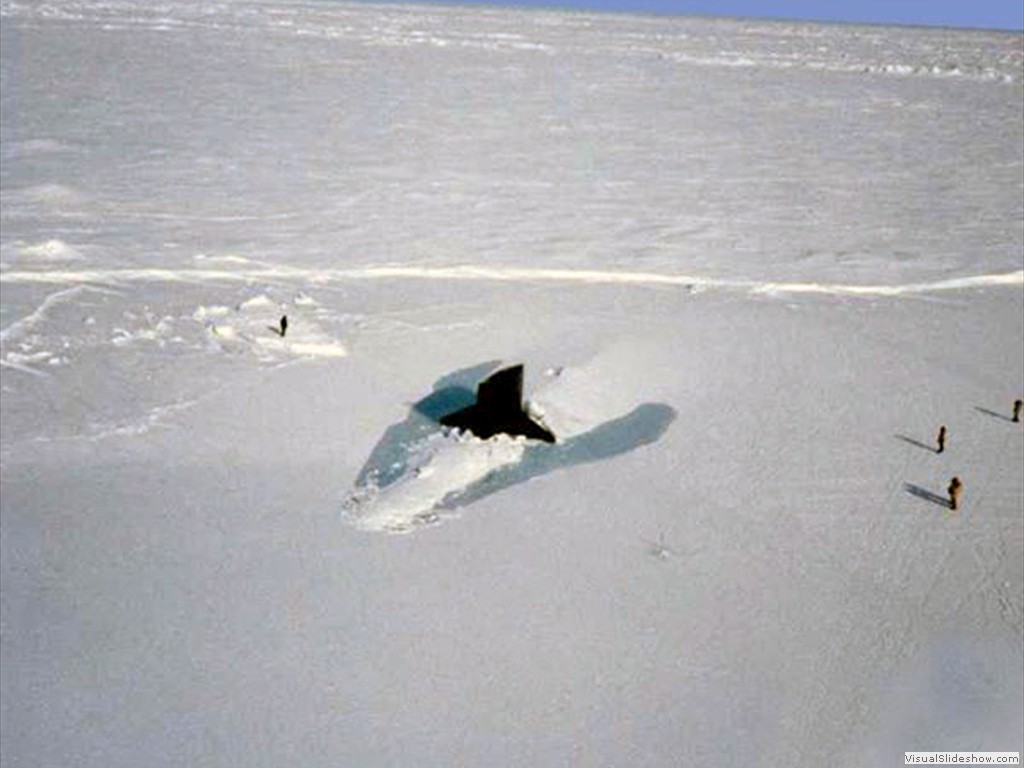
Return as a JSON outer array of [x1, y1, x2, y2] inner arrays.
[[1, 1, 1022, 766], [3, 263, 1021, 296]]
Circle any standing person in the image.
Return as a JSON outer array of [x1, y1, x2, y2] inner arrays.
[[936, 425, 947, 454], [948, 476, 963, 511], [279, 315, 288, 338], [1014, 399, 1022, 423]]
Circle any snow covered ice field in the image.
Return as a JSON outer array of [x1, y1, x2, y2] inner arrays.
[[1, 0, 1023, 764]]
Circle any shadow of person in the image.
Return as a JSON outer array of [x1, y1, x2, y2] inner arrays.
[[974, 406, 1013, 423], [895, 434, 937, 453], [903, 482, 951, 509]]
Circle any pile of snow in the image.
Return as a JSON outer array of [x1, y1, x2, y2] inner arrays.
[[194, 292, 347, 361], [16, 239, 83, 262], [345, 430, 529, 532]]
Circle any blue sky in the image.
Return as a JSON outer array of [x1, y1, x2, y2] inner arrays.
[[408, 0, 1024, 30]]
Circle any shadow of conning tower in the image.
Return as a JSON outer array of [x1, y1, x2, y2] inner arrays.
[[439, 364, 556, 443]]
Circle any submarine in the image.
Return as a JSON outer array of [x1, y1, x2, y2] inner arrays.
[[439, 364, 556, 443]]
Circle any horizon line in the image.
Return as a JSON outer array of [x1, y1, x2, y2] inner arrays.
[[340, 0, 1024, 33]]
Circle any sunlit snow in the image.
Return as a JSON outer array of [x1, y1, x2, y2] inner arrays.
[[1, 1, 1022, 765]]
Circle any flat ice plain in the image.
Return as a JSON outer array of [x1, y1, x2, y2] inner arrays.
[[1, 1, 1022, 765]]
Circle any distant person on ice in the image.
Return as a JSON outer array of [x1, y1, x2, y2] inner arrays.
[[936, 425, 947, 454], [279, 315, 288, 338], [948, 476, 963, 511], [1014, 399, 1022, 423]]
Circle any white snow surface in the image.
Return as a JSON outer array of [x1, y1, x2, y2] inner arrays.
[[1, 1, 1022, 766], [346, 429, 530, 532]]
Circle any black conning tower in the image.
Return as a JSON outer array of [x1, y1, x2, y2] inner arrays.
[[439, 365, 555, 443]]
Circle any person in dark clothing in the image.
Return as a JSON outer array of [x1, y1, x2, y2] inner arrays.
[[279, 315, 288, 338], [948, 476, 963, 511], [1014, 399, 1022, 423], [936, 425, 947, 454]]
